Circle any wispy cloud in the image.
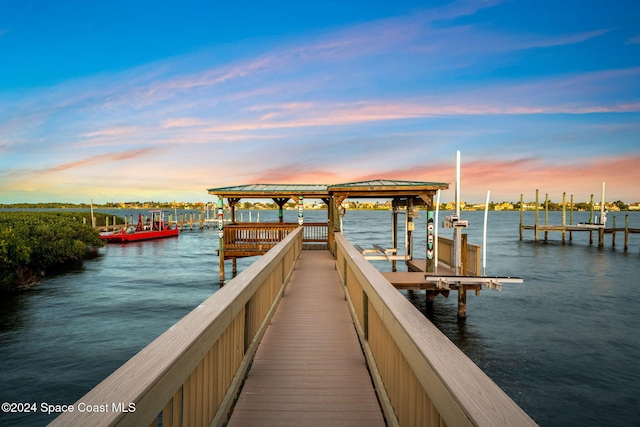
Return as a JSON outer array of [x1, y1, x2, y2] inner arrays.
[[425, 0, 504, 22], [6, 147, 157, 178], [81, 126, 140, 138], [628, 34, 640, 44]]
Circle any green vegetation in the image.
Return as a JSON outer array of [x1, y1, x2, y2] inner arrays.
[[0, 212, 105, 292]]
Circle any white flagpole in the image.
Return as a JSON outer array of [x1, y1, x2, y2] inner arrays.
[[483, 190, 490, 277]]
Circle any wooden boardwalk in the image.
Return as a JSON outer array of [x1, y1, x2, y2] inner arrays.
[[227, 250, 385, 427]]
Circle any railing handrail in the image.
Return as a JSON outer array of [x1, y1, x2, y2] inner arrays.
[[335, 232, 536, 427], [51, 228, 303, 427], [224, 222, 328, 247], [224, 221, 326, 228]]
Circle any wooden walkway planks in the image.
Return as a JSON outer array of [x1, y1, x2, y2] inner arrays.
[[227, 250, 385, 427]]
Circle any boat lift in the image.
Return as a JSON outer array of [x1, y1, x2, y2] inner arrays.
[[364, 151, 524, 317]]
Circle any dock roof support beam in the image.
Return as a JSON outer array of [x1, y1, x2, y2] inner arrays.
[[273, 198, 290, 223]]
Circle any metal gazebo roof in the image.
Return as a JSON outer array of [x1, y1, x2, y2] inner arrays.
[[207, 179, 449, 200]]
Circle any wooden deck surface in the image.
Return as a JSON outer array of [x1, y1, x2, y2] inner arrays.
[[227, 250, 385, 427]]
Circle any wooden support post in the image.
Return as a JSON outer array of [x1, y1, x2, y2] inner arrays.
[[458, 285, 467, 318], [599, 227, 605, 247], [406, 198, 414, 268], [519, 194, 523, 241], [589, 194, 594, 245], [228, 198, 240, 223], [612, 216, 616, 248], [273, 198, 289, 223], [461, 234, 468, 276], [624, 215, 629, 251], [544, 193, 549, 241], [570, 194, 574, 241], [562, 192, 566, 243], [458, 234, 468, 318]]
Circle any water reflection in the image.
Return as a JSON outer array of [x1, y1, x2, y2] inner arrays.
[[0, 293, 27, 337]]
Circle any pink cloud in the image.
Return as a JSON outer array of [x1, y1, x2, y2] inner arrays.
[[194, 98, 640, 136], [8, 147, 158, 177], [239, 152, 640, 204]]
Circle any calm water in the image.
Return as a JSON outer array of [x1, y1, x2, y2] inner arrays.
[[1, 208, 639, 426]]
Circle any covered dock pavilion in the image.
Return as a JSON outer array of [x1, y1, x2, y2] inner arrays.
[[207, 179, 450, 281]]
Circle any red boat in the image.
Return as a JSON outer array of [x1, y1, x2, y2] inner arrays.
[[100, 210, 179, 243]]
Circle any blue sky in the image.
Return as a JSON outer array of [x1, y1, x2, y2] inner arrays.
[[1, 0, 639, 204]]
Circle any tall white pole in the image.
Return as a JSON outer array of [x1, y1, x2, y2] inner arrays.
[[483, 190, 490, 277], [435, 189, 441, 275], [90, 198, 95, 228]]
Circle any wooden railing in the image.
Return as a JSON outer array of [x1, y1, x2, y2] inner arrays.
[[223, 222, 327, 256], [51, 228, 303, 427], [437, 236, 482, 276], [302, 221, 329, 242], [335, 232, 537, 427]]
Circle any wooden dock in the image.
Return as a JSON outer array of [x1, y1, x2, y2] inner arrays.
[[228, 250, 385, 426], [519, 190, 639, 250], [51, 228, 536, 427]]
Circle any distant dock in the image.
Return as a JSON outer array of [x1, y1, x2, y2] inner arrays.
[[519, 187, 640, 250]]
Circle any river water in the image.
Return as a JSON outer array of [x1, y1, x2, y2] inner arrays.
[[1, 208, 639, 426]]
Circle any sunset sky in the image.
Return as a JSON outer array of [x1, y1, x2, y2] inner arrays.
[[1, 0, 639, 204]]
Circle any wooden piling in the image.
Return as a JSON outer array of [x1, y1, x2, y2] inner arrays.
[[562, 192, 566, 243], [519, 194, 523, 241], [612, 216, 617, 247], [406, 198, 414, 266], [598, 224, 605, 247], [589, 194, 594, 245], [544, 193, 549, 241], [457, 235, 468, 318], [569, 194, 574, 241], [625, 215, 629, 251]]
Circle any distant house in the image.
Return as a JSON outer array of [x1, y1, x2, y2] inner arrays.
[[495, 202, 514, 211], [629, 203, 640, 211], [445, 201, 466, 210], [520, 203, 540, 210]]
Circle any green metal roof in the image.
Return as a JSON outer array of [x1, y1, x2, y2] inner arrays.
[[208, 179, 449, 199], [207, 183, 331, 198], [330, 179, 449, 189]]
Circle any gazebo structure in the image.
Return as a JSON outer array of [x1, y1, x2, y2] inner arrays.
[[207, 179, 449, 282]]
